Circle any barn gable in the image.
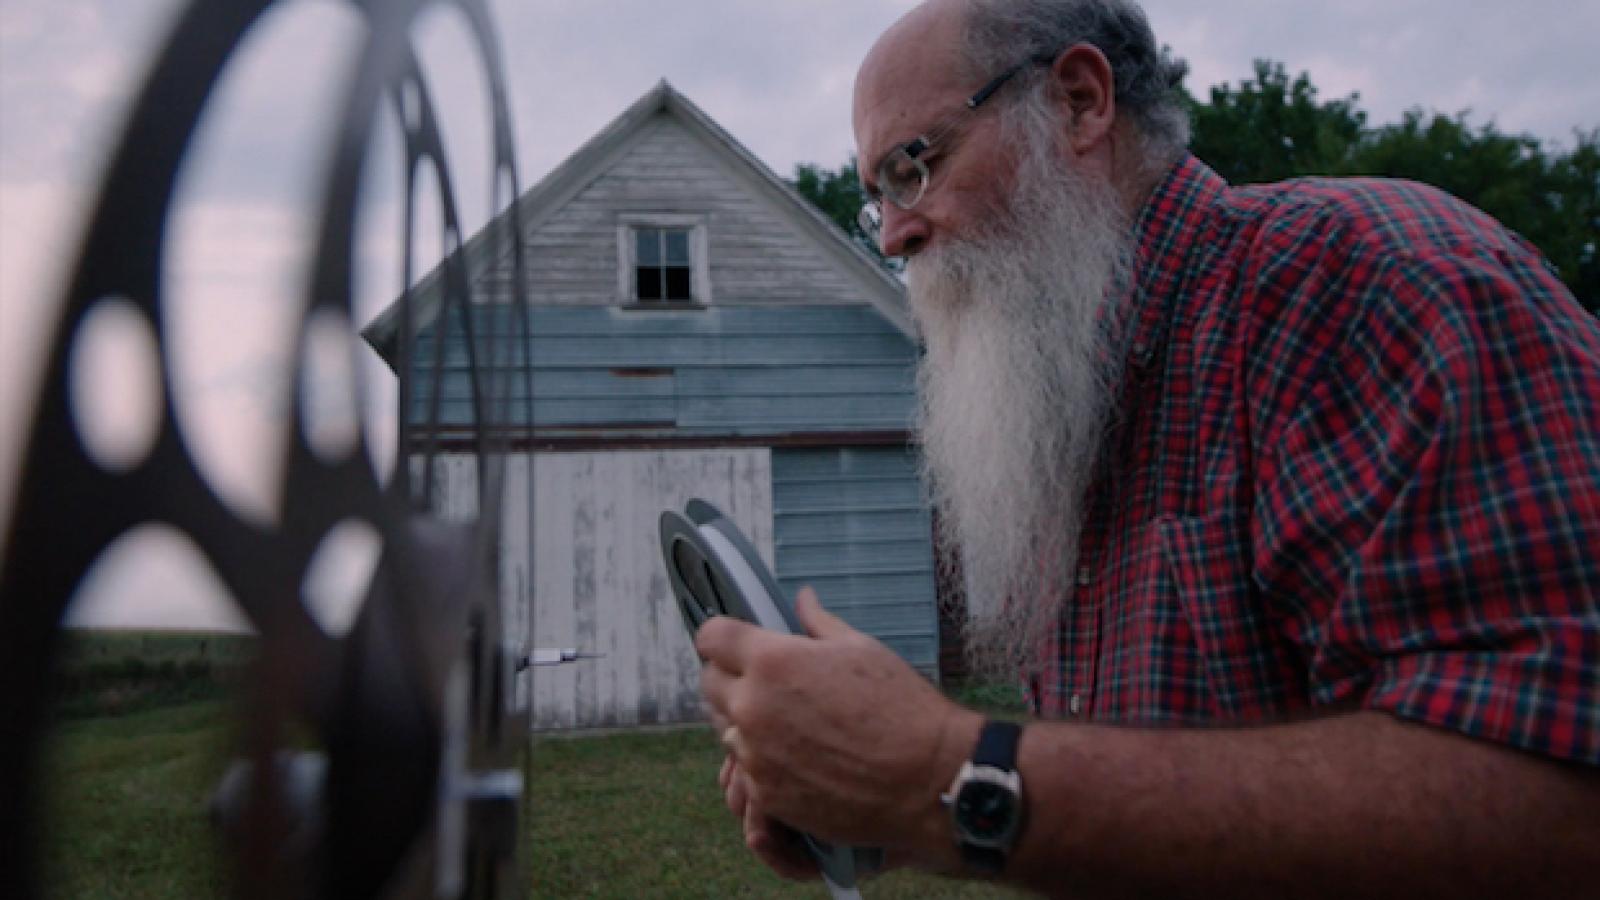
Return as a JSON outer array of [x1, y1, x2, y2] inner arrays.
[[366, 79, 911, 349], [519, 107, 875, 309]]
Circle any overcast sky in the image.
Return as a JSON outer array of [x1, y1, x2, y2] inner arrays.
[[2, 0, 1596, 631]]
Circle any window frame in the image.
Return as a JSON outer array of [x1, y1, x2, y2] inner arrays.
[[617, 213, 711, 308]]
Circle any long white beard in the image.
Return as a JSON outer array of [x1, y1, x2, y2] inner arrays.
[[910, 144, 1134, 679]]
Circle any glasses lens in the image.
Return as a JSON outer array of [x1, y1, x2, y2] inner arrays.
[[878, 147, 927, 209], [857, 201, 882, 241]]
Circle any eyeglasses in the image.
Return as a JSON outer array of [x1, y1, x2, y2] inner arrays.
[[857, 52, 1057, 248]]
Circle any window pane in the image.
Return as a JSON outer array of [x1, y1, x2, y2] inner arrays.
[[636, 228, 661, 266], [637, 267, 662, 300], [664, 265, 691, 301], [664, 229, 690, 264]]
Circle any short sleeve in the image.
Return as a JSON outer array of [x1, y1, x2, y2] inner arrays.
[[1254, 246, 1600, 766]]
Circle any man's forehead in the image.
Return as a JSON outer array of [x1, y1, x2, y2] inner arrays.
[[853, 0, 971, 166]]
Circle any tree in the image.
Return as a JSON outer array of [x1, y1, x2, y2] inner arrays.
[[1185, 60, 1366, 186], [1178, 61, 1595, 312], [789, 159, 901, 272], [792, 159, 864, 236], [1548, 130, 1600, 306]]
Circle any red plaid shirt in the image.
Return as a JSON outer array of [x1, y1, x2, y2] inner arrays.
[[1029, 154, 1600, 767]]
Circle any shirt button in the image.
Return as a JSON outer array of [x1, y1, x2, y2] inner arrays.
[[1075, 566, 1093, 587], [1068, 694, 1083, 716]]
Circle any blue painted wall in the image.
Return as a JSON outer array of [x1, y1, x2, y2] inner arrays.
[[772, 447, 940, 676], [408, 303, 919, 437]]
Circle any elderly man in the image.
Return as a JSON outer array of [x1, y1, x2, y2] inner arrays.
[[696, 0, 1600, 895]]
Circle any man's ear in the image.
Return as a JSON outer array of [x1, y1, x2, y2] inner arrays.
[[1048, 43, 1116, 155]]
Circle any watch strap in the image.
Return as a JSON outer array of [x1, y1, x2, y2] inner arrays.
[[962, 843, 1005, 874], [972, 719, 1021, 770]]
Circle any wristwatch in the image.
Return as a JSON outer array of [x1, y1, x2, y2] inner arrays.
[[942, 719, 1025, 873]]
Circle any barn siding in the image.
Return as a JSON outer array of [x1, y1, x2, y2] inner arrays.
[[419, 445, 940, 727], [772, 447, 939, 678], [409, 304, 920, 436], [520, 448, 773, 731], [475, 115, 873, 307]]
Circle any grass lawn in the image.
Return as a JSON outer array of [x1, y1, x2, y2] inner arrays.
[[41, 701, 234, 899], [42, 697, 1026, 898]]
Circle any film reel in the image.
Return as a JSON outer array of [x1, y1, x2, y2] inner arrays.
[[659, 499, 884, 897]]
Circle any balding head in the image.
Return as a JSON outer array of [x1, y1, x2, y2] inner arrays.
[[852, 0, 973, 179], [855, 0, 1189, 202]]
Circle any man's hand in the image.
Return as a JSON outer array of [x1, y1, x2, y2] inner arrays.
[[717, 752, 819, 880], [697, 587, 981, 863]]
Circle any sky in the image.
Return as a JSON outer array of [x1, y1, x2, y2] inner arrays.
[[2, 0, 1597, 631]]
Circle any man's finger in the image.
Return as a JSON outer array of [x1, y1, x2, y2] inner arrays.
[[794, 586, 852, 640], [701, 697, 731, 734], [719, 724, 744, 758], [743, 794, 820, 881], [724, 757, 748, 818], [694, 613, 760, 674], [700, 660, 737, 719]]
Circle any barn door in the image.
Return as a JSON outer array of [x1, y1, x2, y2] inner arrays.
[[525, 448, 772, 730]]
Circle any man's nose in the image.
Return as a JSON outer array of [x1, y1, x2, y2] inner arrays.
[[878, 203, 930, 259]]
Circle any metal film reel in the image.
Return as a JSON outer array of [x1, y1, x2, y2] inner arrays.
[[0, 2, 534, 897]]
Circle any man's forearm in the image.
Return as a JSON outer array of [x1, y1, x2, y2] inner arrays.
[[926, 711, 1598, 898]]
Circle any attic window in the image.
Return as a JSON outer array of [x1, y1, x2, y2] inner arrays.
[[618, 214, 711, 307], [635, 227, 692, 301]]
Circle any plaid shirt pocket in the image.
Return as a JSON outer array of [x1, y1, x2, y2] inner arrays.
[[1158, 510, 1312, 723]]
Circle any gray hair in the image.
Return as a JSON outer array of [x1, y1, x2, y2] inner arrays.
[[959, 0, 1191, 167]]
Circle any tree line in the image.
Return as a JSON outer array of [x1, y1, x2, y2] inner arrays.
[[791, 60, 1599, 313]]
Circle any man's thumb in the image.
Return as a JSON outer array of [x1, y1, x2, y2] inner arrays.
[[795, 587, 850, 639]]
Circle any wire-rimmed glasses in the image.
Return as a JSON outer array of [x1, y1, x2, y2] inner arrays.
[[857, 52, 1056, 248]]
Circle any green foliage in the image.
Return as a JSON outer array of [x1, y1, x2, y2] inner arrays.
[[1185, 60, 1597, 312], [792, 158, 866, 237], [1185, 60, 1367, 185], [53, 631, 255, 718], [946, 679, 1029, 719], [789, 158, 902, 273]]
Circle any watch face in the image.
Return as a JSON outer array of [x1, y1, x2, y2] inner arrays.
[[955, 780, 1016, 844]]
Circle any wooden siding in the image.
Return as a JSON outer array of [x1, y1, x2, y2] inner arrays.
[[772, 447, 939, 678], [437, 448, 776, 731], [474, 114, 874, 308], [422, 444, 941, 729], [527, 449, 774, 730], [408, 304, 919, 437]]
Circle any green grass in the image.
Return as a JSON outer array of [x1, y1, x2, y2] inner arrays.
[[41, 701, 234, 899], [53, 630, 256, 719], [43, 685, 1027, 898], [526, 727, 1021, 899]]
